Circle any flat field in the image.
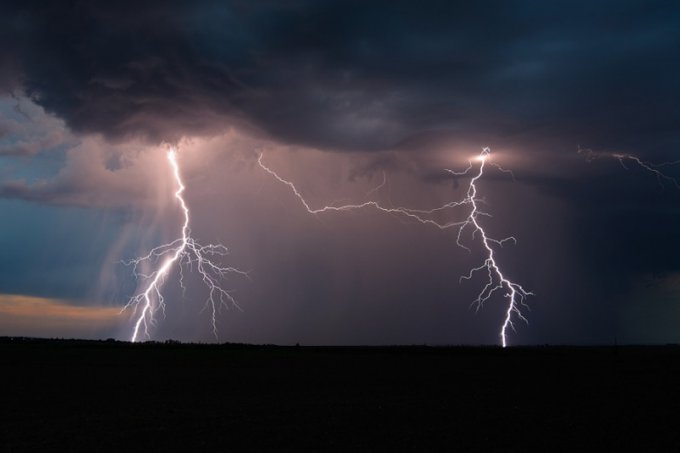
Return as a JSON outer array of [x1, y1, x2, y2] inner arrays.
[[1, 338, 679, 452]]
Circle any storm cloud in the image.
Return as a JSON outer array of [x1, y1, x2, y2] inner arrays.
[[1, 0, 680, 344], [1, 0, 678, 157]]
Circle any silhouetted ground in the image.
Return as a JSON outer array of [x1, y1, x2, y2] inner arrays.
[[1, 338, 679, 452]]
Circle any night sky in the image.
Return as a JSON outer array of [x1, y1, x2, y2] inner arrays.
[[1, 0, 679, 345]]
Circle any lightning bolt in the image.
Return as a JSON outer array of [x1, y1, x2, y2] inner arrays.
[[258, 147, 531, 347], [457, 150, 532, 347], [579, 147, 680, 189], [122, 148, 247, 342]]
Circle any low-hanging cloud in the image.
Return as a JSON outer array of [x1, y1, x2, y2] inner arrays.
[[0, 0, 678, 158]]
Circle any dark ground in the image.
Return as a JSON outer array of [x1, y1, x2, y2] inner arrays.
[[1, 338, 679, 452]]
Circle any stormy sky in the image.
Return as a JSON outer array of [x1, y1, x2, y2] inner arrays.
[[1, 0, 679, 345]]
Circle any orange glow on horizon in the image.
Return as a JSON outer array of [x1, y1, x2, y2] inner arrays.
[[0, 294, 120, 335]]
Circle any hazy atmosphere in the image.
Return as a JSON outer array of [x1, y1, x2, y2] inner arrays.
[[1, 0, 679, 345]]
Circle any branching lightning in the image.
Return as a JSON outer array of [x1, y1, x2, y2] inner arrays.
[[122, 148, 247, 342], [579, 147, 680, 189], [456, 150, 532, 347], [258, 147, 531, 347]]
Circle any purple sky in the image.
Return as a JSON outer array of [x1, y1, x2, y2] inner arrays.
[[1, 0, 679, 345]]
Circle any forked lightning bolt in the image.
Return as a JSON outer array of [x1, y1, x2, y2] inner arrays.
[[457, 150, 532, 347], [122, 148, 247, 342], [258, 147, 531, 347]]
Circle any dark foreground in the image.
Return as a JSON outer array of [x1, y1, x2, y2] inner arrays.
[[2, 338, 679, 452]]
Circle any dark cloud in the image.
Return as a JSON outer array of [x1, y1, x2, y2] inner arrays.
[[0, 0, 678, 156], [1, 0, 680, 344]]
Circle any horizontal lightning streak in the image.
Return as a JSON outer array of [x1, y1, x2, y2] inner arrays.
[[257, 147, 530, 347], [579, 147, 680, 189]]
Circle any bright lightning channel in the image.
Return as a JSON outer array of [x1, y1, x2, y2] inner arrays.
[[122, 148, 247, 342], [257, 147, 531, 347]]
